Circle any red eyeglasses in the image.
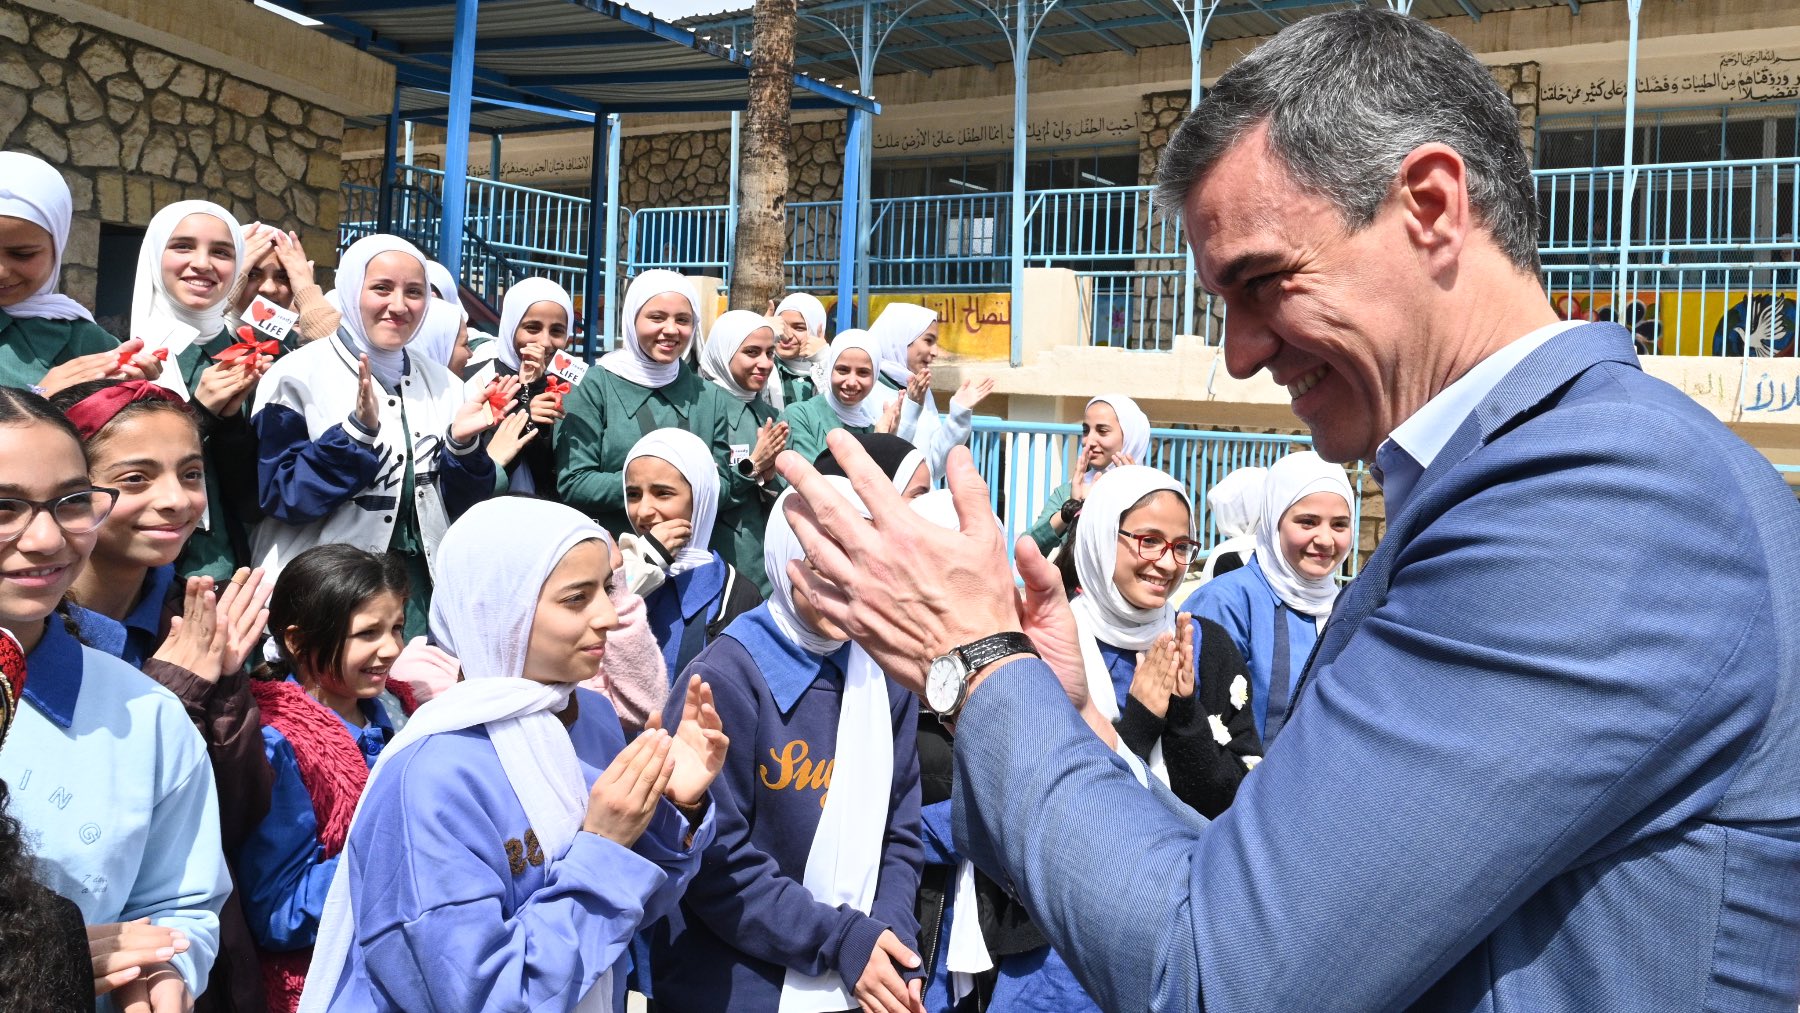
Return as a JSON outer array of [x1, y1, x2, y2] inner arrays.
[[1116, 530, 1202, 565]]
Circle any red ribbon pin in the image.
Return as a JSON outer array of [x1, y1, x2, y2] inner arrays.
[[118, 346, 170, 368], [213, 326, 280, 365], [544, 376, 571, 413]]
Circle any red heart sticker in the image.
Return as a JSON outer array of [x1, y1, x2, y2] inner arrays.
[[250, 301, 275, 323], [553, 352, 572, 371]]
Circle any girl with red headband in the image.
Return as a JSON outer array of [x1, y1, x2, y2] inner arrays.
[[50, 377, 279, 1013], [0, 386, 230, 1012]]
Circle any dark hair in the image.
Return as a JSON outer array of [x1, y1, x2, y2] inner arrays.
[[0, 781, 92, 1010], [1154, 7, 1540, 274], [0, 388, 90, 645], [47, 378, 200, 447], [263, 545, 410, 683]]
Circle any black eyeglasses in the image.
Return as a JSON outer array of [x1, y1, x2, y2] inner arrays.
[[0, 488, 120, 542], [1117, 530, 1202, 565]]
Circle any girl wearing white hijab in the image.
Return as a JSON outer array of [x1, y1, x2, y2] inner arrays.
[[700, 309, 789, 595], [466, 277, 577, 496], [770, 292, 828, 409], [0, 151, 157, 393], [1198, 465, 1268, 583], [424, 259, 479, 376], [650, 483, 924, 1013], [557, 270, 722, 539], [781, 328, 903, 468], [622, 428, 763, 682], [1181, 449, 1354, 745], [299, 496, 723, 1013], [1025, 393, 1153, 555], [863, 302, 995, 482], [250, 234, 509, 635], [130, 199, 249, 402]]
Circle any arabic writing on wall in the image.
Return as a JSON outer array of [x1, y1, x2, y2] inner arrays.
[[873, 114, 1138, 155], [1542, 49, 1800, 107], [1746, 372, 1800, 413]]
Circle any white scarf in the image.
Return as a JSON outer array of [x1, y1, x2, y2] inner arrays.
[[300, 498, 617, 1013], [817, 330, 882, 428], [624, 428, 719, 576], [1200, 466, 1267, 582], [764, 479, 894, 1013], [769, 293, 828, 412], [700, 309, 777, 404], [495, 277, 575, 373], [130, 200, 245, 398], [600, 269, 699, 389], [0, 152, 93, 322], [333, 235, 431, 391], [1084, 395, 1152, 479], [1253, 451, 1353, 619], [868, 302, 938, 388], [409, 298, 465, 368], [775, 292, 826, 341], [1071, 466, 1192, 787]]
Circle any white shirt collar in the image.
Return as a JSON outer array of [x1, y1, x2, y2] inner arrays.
[[1384, 319, 1583, 472]]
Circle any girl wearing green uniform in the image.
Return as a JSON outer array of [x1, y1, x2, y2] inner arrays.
[[697, 309, 789, 596], [0, 152, 160, 393], [770, 291, 828, 409], [781, 328, 894, 467], [555, 270, 721, 538]]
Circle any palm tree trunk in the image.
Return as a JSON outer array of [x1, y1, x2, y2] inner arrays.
[[730, 0, 795, 311]]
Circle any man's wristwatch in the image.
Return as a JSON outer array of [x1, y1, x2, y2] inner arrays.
[[925, 632, 1038, 720]]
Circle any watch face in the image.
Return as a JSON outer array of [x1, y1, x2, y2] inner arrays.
[[925, 654, 965, 714]]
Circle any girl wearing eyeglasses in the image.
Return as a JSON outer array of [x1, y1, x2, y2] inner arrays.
[[1179, 451, 1354, 748], [0, 386, 230, 1012]]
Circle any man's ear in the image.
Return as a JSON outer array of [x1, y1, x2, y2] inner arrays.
[[1394, 143, 1471, 272]]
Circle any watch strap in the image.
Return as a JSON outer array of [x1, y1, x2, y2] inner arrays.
[[956, 631, 1038, 673]]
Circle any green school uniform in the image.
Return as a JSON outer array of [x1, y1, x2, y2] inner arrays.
[[0, 309, 118, 388], [781, 393, 872, 473], [175, 328, 255, 581], [1026, 480, 1074, 556], [705, 384, 782, 597], [553, 364, 719, 539], [775, 357, 817, 407]]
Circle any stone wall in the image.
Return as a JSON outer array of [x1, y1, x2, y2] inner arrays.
[[1491, 61, 1541, 162], [0, 3, 346, 309], [621, 117, 846, 210]]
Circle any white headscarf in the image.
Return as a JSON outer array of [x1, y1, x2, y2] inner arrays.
[[1085, 395, 1152, 478], [1254, 451, 1354, 619], [424, 260, 458, 305], [1200, 465, 1267, 583], [868, 302, 937, 387], [700, 309, 777, 404], [763, 486, 851, 657], [1070, 466, 1190, 720], [495, 277, 574, 373], [301, 498, 617, 1013], [600, 269, 699, 389], [333, 234, 430, 391], [817, 329, 882, 428], [624, 428, 719, 576], [0, 152, 92, 322], [409, 298, 465, 368], [775, 292, 826, 340], [131, 200, 245, 397]]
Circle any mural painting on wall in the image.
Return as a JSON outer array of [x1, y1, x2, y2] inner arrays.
[[1553, 289, 1798, 357], [1542, 49, 1800, 107]]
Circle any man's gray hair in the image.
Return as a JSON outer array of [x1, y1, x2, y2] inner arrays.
[[1154, 8, 1540, 274]]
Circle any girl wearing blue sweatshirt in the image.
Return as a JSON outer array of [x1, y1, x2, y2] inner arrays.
[[0, 386, 229, 1012], [653, 483, 924, 1013], [239, 544, 414, 1012], [299, 496, 725, 1013]]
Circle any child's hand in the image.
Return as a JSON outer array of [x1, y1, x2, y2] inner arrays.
[[854, 930, 924, 1013], [645, 675, 728, 807], [583, 730, 673, 847]]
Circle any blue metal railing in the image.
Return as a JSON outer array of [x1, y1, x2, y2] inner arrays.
[[967, 417, 1369, 577], [344, 154, 1800, 358]]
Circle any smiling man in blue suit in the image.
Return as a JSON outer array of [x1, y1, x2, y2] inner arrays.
[[774, 7, 1800, 1011]]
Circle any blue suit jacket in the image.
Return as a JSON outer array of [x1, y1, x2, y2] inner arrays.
[[952, 323, 1800, 1011]]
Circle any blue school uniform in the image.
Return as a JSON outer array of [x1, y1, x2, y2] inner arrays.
[[651, 604, 923, 1012], [67, 563, 177, 667], [324, 688, 710, 1012], [237, 685, 395, 953], [643, 551, 752, 681], [1180, 558, 1319, 742]]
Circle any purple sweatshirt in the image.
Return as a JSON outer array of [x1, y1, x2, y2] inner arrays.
[[651, 604, 923, 1012]]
